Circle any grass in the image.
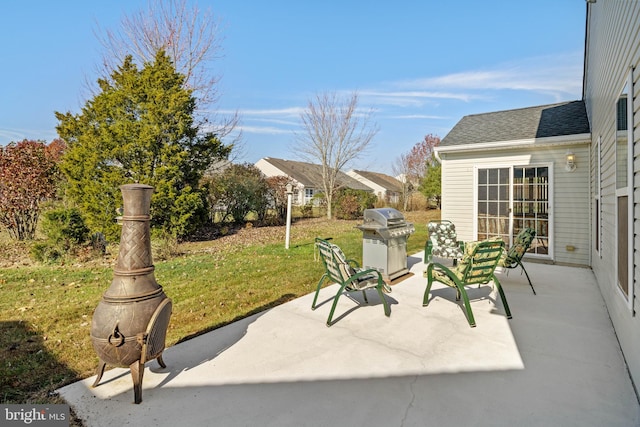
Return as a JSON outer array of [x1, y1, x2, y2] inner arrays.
[[0, 210, 438, 409]]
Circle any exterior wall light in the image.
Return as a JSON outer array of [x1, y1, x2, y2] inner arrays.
[[566, 151, 577, 172]]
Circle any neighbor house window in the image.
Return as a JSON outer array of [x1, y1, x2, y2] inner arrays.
[[304, 188, 314, 204]]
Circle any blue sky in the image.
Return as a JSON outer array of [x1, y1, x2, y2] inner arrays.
[[0, 1, 586, 174]]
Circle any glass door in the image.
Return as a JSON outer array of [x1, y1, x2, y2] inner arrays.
[[512, 166, 549, 255], [477, 168, 510, 241], [477, 166, 550, 256]]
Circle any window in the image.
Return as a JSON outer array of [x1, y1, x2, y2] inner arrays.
[[512, 166, 550, 255], [477, 166, 550, 257], [595, 135, 601, 255], [304, 188, 314, 204], [615, 73, 633, 306], [477, 168, 510, 241]]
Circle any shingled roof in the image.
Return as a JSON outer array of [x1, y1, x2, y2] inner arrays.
[[441, 100, 590, 147], [261, 157, 371, 191], [350, 170, 403, 192]]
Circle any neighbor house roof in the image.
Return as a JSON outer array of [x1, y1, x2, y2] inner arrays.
[[441, 100, 591, 147], [350, 170, 403, 192], [260, 157, 372, 191]]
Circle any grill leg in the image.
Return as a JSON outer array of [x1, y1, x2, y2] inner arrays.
[[130, 360, 144, 404]]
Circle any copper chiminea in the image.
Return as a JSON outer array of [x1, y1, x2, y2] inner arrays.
[[90, 184, 172, 404]]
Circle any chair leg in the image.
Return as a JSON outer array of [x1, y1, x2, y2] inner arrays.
[[455, 285, 476, 327], [376, 286, 391, 317], [311, 274, 327, 310], [423, 273, 435, 306], [493, 276, 512, 319], [517, 261, 536, 295], [361, 289, 369, 304], [326, 283, 348, 326]]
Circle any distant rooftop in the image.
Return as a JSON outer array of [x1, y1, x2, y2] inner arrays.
[[261, 157, 371, 191], [350, 170, 403, 192], [441, 100, 590, 147]]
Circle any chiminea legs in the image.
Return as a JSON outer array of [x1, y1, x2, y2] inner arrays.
[[92, 361, 107, 388], [130, 361, 144, 404], [91, 354, 167, 404]]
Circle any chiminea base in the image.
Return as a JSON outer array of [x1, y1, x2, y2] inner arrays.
[[92, 355, 167, 404], [91, 298, 172, 404]]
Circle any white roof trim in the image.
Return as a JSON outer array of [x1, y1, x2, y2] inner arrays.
[[436, 132, 591, 154]]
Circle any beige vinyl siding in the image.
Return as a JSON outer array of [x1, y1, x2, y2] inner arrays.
[[440, 143, 589, 266], [584, 0, 640, 393]]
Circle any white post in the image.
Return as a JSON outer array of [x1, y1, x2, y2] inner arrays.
[[285, 183, 293, 249]]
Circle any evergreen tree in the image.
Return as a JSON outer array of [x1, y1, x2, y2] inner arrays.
[[56, 51, 231, 239]]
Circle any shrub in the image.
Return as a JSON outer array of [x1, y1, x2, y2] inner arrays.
[[30, 208, 92, 263], [333, 189, 376, 220], [41, 208, 90, 249]]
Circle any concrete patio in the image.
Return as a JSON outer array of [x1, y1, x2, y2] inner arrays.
[[59, 252, 640, 426]]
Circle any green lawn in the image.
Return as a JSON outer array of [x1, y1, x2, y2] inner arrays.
[[0, 210, 438, 405]]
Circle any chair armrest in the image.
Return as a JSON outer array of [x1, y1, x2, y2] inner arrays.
[[346, 259, 360, 268], [426, 262, 462, 288], [426, 261, 456, 278], [351, 267, 383, 283]]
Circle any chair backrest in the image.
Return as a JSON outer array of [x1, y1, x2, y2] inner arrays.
[[427, 220, 459, 249], [504, 228, 536, 265], [454, 239, 505, 285], [315, 238, 356, 284]]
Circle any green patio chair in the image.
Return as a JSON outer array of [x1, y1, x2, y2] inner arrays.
[[499, 227, 537, 295], [423, 239, 511, 327], [313, 238, 391, 326], [424, 220, 465, 265]]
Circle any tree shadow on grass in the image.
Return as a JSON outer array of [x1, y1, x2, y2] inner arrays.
[[0, 320, 85, 425]]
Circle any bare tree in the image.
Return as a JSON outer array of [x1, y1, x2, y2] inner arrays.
[[392, 134, 440, 211], [94, 0, 239, 144], [392, 153, 413, 211], [295, 91, 378, 219]]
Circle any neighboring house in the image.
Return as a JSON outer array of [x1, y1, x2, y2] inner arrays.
[[436, 101, 591, 266], [437, 1, 640, 395], [347, 169, 403, 204], [254, 157, 372, 205]]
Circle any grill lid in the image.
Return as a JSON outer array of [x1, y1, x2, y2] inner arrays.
[[362, 207, 405, 228]]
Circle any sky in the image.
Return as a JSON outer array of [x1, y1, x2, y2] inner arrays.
[[0, 1, 587, 175]]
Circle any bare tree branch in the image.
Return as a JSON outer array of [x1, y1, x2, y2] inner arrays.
[[93, 0, 240, 144], [295, 91, 378, 219]]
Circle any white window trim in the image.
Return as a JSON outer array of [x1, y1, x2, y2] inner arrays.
[[473, 163, 554, 261], [614, 70, 634, 312], [595, 135, 602, 258]]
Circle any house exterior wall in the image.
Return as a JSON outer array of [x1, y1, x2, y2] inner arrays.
[[439, 142, 590, 266], [254, 158, 307, 205], [347, 173, 386, 198], [346, 171, 400, 204], [584, 1, 640, 391]]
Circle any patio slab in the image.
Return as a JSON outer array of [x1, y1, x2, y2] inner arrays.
[[58, 253, 640, 426]]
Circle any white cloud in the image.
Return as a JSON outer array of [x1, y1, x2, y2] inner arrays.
[[239, 125, 295, 135], [396, 52, 583, 101], [386, 114, 449, 120], [219, 107, 305, 117], [0, 128, 57, 145]]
